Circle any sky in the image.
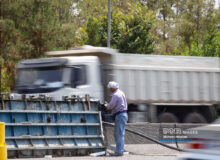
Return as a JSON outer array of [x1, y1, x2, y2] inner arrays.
[[215, 0, 220, 9]]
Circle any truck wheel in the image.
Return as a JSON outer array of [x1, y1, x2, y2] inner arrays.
[[184, 113, 207, 123], [158, 112, 179, 123]]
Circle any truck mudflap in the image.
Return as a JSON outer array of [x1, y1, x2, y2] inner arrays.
[[0, 95, 105, 158]]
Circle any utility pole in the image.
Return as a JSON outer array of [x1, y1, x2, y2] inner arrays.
[[107, 0, 111, 48], [0, 1, 2, 94], [217, 23, 220, 67]]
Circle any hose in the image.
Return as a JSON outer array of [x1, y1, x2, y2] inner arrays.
[[102, 121, 186, 152]]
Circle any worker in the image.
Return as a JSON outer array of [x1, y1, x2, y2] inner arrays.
[[105, 81, 128, 156]]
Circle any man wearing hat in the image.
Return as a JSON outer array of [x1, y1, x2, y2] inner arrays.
[[105, 81, 128, 156]]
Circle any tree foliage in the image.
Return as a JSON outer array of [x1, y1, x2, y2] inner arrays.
[[0, 0, 219, 91], [0, 0, 77, 91], [81, 2, 156, 54], [143, 0, 220, 56]]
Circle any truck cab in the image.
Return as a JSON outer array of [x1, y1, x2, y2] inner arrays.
[[15, 56, 104, 102]]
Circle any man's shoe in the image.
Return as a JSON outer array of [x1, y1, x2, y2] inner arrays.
[[109, 152, 123, 156]]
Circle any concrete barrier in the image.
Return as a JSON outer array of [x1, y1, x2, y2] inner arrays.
[[0, 99, 105, 158], [0, 122, 7, 160]]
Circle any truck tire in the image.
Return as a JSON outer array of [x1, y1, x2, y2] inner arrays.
[[158, 112, 179, 123], [183, 113, 207, 123]]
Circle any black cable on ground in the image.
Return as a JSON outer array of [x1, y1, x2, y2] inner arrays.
[[103, 121, 186, 152]]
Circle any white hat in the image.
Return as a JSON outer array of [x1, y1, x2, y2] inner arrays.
[[107, 81, 119, 89]]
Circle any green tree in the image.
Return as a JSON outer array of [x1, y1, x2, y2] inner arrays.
[[72, 0, 138, 28], [143, 0, 178, 54], [82, 2, 156, 54], [0, 0, 77, 91], [178, 0, 220, 56], [0, 18, 19, 92], [85, 17, 102, 46], [143, 0, 220, 56]]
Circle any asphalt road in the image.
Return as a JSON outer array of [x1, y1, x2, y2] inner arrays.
[[9, 155, 178, 160], [8, 144, 183, 160]]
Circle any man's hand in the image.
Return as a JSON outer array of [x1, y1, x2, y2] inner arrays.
[[104, 102, 108, 109]]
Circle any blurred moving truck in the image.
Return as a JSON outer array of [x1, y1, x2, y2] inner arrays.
[[14, 46, 220, 123]]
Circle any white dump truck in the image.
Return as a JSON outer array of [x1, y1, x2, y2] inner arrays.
[[14, 46, 220, 123]]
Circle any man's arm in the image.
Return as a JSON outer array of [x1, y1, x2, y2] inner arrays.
[[105, 95, 117, 110]]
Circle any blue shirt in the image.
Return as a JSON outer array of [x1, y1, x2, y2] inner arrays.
[[107, 89, 127, 114]]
